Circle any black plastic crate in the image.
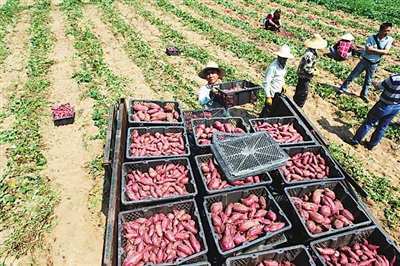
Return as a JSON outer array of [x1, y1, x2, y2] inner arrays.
[[190, 117, 249, 149], [194, 153, 273, 194], [249, 116, 316, 146], [52, 103, 75, 126], [226, 244, 316, 266], [278, 144, 345, 185], [184, 262, 211, 266], [203, 186, 292, 258], [214, 80, 261, 108], [284, 181, 372, 240], [118, 199, 208, 266], [183, 108, 227, 132], [121, 157, 198, 208], [126, 126, 190, 160], [166, 46, 180, 55], [310, 226, 400, 266], [210, 131, 290, 182], [128, 99, 184, 126]]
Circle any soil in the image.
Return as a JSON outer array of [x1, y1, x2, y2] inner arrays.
[[0, 0, 399, 265]]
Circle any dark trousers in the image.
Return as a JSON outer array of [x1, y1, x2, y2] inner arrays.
[[259, 93, 278, 118], [293, 77, 310, 108], [264, 19, 280, 31]]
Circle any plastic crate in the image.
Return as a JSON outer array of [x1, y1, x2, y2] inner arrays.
[[234, 233, 287, 256], [121, 157, 198, 208], [194, 153, 273, 194], [284, 181, 372, 240], [118, 199, 208, 266], [126, 126, 190, 160], [190, 117, 249, 149], [203, 186, 292, 258], [52, 103, 75, 126], [226, 244, 316, 266], [210, 131, 290, 182], [249, 116, 316, 146], [183, 108, 228, 132], [310, 226, 400, 266], [166, 46, 180, 55], [214, 80, 261, 108], [278, 144, 345, 185], [128, 99, 184, 126]]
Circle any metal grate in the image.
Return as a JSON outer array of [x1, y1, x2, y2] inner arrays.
[[211, 132, 289, 181]]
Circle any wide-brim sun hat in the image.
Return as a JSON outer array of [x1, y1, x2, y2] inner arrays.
[[341, 33, 354, 41], [198, 62, 226, 79], [304, 34, 327, 49], [273, 44, 294, 59]]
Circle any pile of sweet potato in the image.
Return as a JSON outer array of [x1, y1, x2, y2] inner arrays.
[[252, 121, 304, 144], [210, 194, 286, 251], [131, 102, 180, 122], [122, 210, 202, 265], [125, 162, 190, 201], [129, 130, 186, 157], [194, 121, 246, 145], [291, 187, 355, 235], [280, 151, 331, 183]]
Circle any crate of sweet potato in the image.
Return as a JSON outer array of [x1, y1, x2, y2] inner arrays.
[[214, 80, 261, 108], [190, 117, 248, 149], [121, 157, 198, 208], [284, 181, 371, 240], [278, 145, 345, 185], [51, 103, 75, 126], [249, 116, 316, 147], [310, 226, 399, 266], [203, 186, 292, 258], [128, 99, 184, 126], [126, 126, 190, 161], [183, 108, 228, 132], [118, 199, 208, 266]]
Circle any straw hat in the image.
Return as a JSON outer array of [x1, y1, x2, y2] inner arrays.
[[341, 33, 354, 41], [198, 62, 226, 79], [273, 45, 294, 59], [304, 34, 327, 49]]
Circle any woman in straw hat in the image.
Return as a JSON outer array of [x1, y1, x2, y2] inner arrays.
[[294, 34, 327, 108], [198, 61, 226, 109], [260, 45, 294, 118], [329, 33, 355, 61]]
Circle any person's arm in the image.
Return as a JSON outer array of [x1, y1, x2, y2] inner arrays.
[[263, 67, 275, 98], [365, 36, 392, 55]]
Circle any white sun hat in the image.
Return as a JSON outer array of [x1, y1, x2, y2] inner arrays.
[[341, 33, 354, 41], [273, 45, 294, 58], [198, 62, 226, 79], [304, 34, 327, 49]]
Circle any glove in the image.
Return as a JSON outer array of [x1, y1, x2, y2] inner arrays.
[[315, 68, 320, 77], [211, 86, 219, 95], [281, 84, 287, 94], [265, 97, 273, 106]]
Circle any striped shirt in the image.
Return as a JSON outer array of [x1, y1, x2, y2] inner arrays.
[[378, 74, 400, 105]]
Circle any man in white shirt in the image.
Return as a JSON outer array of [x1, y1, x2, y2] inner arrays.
[[260, 45, 294, 117]]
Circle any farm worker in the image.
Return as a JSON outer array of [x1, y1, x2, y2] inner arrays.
[[264, 9, 282, 32], [259, 45, 294, 118], [348, 75, 400, 150], [293, 34, 327, 108], [198, 62, 227, 110], [336, 22, 393, 103], [329, 33, 355, 61]]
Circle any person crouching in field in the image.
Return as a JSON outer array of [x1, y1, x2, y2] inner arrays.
[[264, 9, 282, 32], [259, 45, 294, 118], [348, 75, 400, 150], [329, 33, 355, 61], [293, 34, 327, 108], [198, 62, 225, 109]]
